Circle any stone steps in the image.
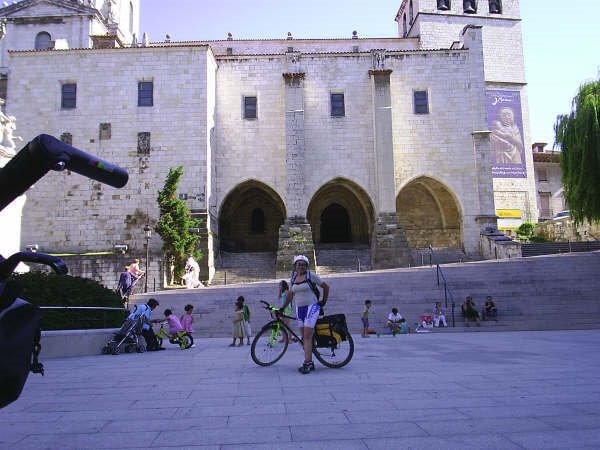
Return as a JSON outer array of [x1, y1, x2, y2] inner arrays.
[[131, 251, 600, 337]]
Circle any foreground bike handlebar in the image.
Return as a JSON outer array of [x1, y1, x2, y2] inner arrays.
[[0, 252, 67, 281], [0, 134, 129, 211]]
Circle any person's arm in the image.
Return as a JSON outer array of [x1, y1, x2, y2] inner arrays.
[[320, 282, 329, 304], [280, 290, 293, 311]]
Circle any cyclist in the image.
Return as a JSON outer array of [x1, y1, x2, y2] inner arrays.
[[279, 254, 329, 374]]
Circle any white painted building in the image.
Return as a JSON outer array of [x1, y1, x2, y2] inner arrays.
[[0, 0, 535, 284]]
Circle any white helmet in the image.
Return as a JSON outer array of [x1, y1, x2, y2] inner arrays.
[[293, 254, 309, 265]]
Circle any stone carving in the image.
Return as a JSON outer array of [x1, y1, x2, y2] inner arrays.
[[131, 32, 138, 47], [104, 0, 118, 23], [142, 32, 149, 47], [0, 18, 6, 41], [371, 50, 386, 70], [0, 109, 22, 161]]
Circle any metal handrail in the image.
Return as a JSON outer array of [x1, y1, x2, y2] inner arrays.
[[435, 264, 456, 327]]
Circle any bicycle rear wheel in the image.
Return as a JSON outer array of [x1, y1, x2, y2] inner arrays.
[[312, 333, 354, 368], [251, 321, 289, 366]]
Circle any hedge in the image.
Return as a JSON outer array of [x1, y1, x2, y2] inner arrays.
[[8, 271, 127, 330]]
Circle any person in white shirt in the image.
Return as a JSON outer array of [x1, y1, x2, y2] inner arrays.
[[386, 308, 403, 334], [432, 301, 448, 327], [183, 254, 201, 289]]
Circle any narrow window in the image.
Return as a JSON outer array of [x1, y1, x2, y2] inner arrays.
[[250, 208, 265, 233], [60, 132, 73, 145], [403, 14, 407, 37], [61, 83, 77, 109], [331, 93, 345, 117], [138, 81, 153, 107], [226, 47, 233, 55], [137, 132, 151, 154], [99, 123, 111, 140], [437, 0, 451, 10], [414, 90, 429, 114], [537, 167, 548, 182], [489, 0, 502, 14], [244, 96, 257, 119], [463, 0, 477, 14], [35, 31, 52, 50], [409, 0, 414, 24]]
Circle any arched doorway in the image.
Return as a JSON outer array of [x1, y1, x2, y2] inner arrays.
[[396, 176, 462, 248], [219, 181, 285, 252], [307, 178, 374, 247], [320, 203, 351, 243]]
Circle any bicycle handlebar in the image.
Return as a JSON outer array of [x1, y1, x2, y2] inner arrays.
[[0, 134, 129, 211], [0, 252, 67, 281]]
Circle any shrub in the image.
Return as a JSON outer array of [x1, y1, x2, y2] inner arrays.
[[516, 222, 535, 241], [8, 271, 127, 330]]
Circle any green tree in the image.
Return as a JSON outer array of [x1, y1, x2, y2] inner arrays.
[[155, 167, 203, 282], [554, 79, 600, 224], [516, 222, 535, 241]]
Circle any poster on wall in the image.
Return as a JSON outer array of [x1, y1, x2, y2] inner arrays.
[[486, 90, 526, 178]]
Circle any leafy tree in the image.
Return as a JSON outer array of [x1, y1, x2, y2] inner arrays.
[[155, 167, 203, 281], [554, 79, 600, 224], [516, 222, 535, 241]]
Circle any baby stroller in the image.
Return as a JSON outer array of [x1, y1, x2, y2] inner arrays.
[[102, 314, 146, 354]]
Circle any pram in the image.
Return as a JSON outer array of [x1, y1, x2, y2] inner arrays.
[[102, 313, 147, 354]]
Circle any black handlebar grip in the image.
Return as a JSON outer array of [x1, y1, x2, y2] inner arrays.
[[0, 134, 128, 212], [38, 134, 128, 188]]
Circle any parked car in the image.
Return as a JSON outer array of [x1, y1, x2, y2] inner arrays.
[[553, 210, 570, 219]]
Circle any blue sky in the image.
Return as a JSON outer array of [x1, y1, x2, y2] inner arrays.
[[141, 0, 599, 148]]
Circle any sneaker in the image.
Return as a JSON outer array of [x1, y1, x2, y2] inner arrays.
[[190, 344, 196, 348], [298, 362, 314, 374]]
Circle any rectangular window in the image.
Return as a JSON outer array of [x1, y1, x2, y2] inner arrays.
[[537, 167, 548, 182], [413, 90, 429, 114], [137, 132, 151, 154], [61, 83, 77, 109], [244, 96, 257, 119], [331, 93, 345, 117], [138, 81, 153, 107], [99, 123, 111, 140]]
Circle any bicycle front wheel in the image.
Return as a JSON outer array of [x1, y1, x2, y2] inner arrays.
[[313, 333, 354, 368], [251, 321, 289, 366]]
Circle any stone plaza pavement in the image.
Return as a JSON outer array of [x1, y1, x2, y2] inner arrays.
[[1, 330, 600, 449]]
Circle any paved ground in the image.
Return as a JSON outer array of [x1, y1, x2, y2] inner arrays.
[[1, 330, 600, 449]]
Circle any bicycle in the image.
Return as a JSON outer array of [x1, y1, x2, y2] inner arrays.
[[250, 301, 354, 368], [155, 323, 193, 349]]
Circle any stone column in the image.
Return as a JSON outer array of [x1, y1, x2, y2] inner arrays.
[[276, 53, 315, 274], [369, 55, 411, 268]]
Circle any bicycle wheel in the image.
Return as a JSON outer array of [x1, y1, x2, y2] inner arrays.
[[312, 333, 354, 368], [251, 321, 289, 366], [179, 333, 193, 349]]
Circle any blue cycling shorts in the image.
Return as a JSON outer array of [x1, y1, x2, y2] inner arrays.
[[296, 303, 320, 329]]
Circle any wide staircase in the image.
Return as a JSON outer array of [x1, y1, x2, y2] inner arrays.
[[410, 247, 479, 267], [315, 246, 372, 275], [211, 251, 276, 285], [133, 251, 600, 337]]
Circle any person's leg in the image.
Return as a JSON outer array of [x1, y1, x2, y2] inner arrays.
[[441, 315, 448, 327], [142, 328, 160, 350], [434, 316, 440, 327]]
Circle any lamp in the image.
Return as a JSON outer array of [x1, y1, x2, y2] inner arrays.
[[114, 244, 128, 254], [143, 224, 151, 293]]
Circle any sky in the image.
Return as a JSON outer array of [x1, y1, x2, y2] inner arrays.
[[141, 0, 599, 149]]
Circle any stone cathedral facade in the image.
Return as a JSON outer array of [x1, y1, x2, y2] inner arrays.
[[0, 0, 535, 284]]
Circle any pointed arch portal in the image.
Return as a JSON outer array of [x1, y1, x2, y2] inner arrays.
[[307, 178, 374, 247], [219, 181, 285, 252], [396, 177, 462, 248]]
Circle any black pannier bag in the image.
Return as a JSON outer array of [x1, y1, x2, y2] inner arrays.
[[314, 314, 348, 348], [0, 290, 44, 409]]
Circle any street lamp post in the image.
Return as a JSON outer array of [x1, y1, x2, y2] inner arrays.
[[143, 224, 151, 293]]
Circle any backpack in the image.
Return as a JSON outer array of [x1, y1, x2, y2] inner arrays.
[[0, 281, 44, 409]]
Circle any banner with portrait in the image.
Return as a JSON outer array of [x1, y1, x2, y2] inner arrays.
[[486, 90, 526, 178]]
